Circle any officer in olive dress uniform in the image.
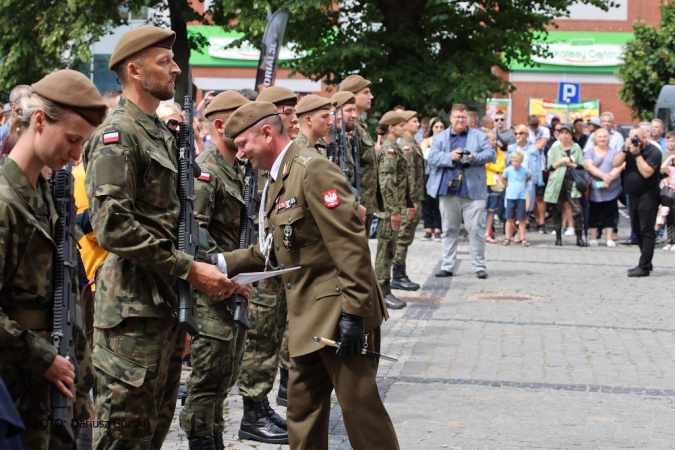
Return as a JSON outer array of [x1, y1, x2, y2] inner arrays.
[[83, 25, 236, 449], [221, 101, 400, 450], [0, 69, 104, 449], [375, 111, 411, 310], [391, 111, 426, 291], [339, 75, 378, 233], [179, 91, 255, 450]]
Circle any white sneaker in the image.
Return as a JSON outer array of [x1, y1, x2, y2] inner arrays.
[[589, 240, 598, 247], [564, 227, 575, 236], [664, 244, 673, 251], [606, 240, 616, 248]]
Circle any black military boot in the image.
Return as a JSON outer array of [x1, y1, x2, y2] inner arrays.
[[555, 228, 563, 246], [276, 367, 288, 407], [576, 231, 587, 247], [239, 397, 288, 444], [188, 436, 216, 450], [213, 432, 224, 450], [390, 264, 420, 291], [262, 397, 287, 430], [381, 282, 406, 310]]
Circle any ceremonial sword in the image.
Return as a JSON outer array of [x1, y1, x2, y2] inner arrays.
[[313, 336, 398, 362]]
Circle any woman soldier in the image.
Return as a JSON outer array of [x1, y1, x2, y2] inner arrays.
[[0, 69, 106, 449]]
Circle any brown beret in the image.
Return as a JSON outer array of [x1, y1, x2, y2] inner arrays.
[[401, 110, 417, 121], [257, 86, 297, 106], [109, 25, 176, 71], [31, 69, 107, 126], [339, 75, 371, 93], [379, 111, 406, 126], [331, 91, 355, 108], [205, 91, 250, 117], [296, 95, 334, 116], [224, 101, 278, 139]]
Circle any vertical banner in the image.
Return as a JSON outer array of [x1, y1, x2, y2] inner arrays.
[[255, 9, 291, 93], [528, 98, 600, 124], [486, 98, 513, 128]]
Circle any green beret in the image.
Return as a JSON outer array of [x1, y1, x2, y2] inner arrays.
[[257, 86, 297, 106], [31, 69, 107, 126], [379, 111, 406, 126], [401, 110, 417, 121], [339, 75, 371, 93], [109, 25, 176, 71], [296, 95, 334, 116], [331, 91, 355, 108], [205, 91, 250, 117], [224, 101, 278, 139]]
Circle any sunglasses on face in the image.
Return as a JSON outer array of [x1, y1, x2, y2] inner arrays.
[[494, 118, 505, 122], [166, 119, 181, 129], [515, 132, 527, 135]]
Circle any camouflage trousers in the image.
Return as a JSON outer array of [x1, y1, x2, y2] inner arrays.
[[179, 298, 247, 438], [237, 276, 289, 402], [93, 317, 185, 449], [1, 329, 94, 450], [393, 209, 420, 266], [375, 215, 398, 285]]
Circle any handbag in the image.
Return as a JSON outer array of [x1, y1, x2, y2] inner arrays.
[[661, 182, 675, 207], [490, 173, 505, 193], [569, 169, 589, 194]]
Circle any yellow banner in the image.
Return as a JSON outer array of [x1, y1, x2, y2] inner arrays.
[[528, 98, 600, 125]]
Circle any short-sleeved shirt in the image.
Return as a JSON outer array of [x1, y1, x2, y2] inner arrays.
[[583, 146, 622, 202], [502, 165, 529, 200], [623, 143, 662, 197], [497, 129, 516, 149], [527, 126, 550, 147]]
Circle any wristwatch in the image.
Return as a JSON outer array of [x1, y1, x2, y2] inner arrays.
[[623, 148, 629, 154]]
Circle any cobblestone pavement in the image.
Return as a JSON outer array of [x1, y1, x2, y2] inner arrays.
[[163, 216, 675, 449]]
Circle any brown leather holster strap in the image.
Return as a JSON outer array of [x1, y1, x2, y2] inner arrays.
[[7, 310, 49, 330]]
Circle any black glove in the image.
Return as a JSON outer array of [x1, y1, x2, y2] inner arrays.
[[338, 312, 365, 358]]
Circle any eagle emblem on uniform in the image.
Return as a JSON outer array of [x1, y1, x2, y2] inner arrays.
[[322, 189, 340, 208]]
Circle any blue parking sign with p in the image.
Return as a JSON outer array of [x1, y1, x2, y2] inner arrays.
[[558, 82, 580, 104]]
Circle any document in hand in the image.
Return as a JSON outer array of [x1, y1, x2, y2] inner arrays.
[[230, 267, 301, 285]]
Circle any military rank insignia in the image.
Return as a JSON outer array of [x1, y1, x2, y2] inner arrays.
[[322, 189, 340, 208], [387, 148, 395, 154]]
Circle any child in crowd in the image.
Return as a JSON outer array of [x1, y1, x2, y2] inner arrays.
[[501, 150, 532, 246], [485, 130, 505, 243]]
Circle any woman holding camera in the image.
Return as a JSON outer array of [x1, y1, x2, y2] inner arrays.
[[544, 124, 586, 246], [584, 128, 623, 247]]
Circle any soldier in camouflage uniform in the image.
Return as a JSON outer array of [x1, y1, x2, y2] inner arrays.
[[295, 95, 336, 158], [0, 69, 103, 449], [375, 111, 411, 310], [179, 91, 254, 450], [339, 75, 378, 233], [235, 86, 294, 444], [391, 111, 426, 291], [83, 26, 235, 449]]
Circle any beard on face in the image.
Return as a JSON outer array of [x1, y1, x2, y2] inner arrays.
[[141, 70, 175, 101]]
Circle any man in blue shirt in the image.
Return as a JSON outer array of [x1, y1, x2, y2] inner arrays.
[[426, 104, 496, 279], [651, 118, 666, 152]]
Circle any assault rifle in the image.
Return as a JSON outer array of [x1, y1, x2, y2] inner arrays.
[[350, 128, 362, 205], [337, 106, 353, 184], [51, 162, 81, 444], [233, 163, 257, 330], [326, 116, 338, 164], [177, 72, 201, 336]]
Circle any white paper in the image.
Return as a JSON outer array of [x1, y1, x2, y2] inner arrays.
[[231, 267, 301, 284]]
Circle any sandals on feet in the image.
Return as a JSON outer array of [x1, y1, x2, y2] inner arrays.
[[521, 240, 531, 247], [502, 238, 511, 246], [486, 236, 497, 243]]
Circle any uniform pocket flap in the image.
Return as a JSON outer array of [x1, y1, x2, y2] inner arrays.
[[147, 148, 177, 173], [92, 344, 147, 388], [198, 316, 234, 341], [313, 274, 344, 301]]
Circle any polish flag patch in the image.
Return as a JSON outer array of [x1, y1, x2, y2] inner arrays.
[[103, 132, 120, 144], [403, 146, 410, 151], [387, 148, 395, 154], [197, 173, 211, 181], [322, 189, 340, 208]]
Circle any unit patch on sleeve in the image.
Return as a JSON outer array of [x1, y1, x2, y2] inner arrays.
[[103, 131, 120, 144], [387, 148, 395, 154], [403, 146, 410, 151], [322, 189, 340, 208], [197, 173, 211, 181]]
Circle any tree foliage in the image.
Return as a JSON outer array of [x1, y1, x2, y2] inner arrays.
[[617, 1, 675, 120], [217, 0, 614, 114]]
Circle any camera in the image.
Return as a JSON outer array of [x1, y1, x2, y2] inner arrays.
[[631, 135, 642, 147], [460, 149, 471, 168]]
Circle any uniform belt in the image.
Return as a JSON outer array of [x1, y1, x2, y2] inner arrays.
[[7, 310, 49, 330]]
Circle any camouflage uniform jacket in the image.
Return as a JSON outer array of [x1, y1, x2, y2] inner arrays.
[[377, 136, 411, 219], [0, 156, 93, 423], [294, 131, 326, 158], [399, 135, 426, 205], [193, 143, 244, 341], [83, 96, 193, 328], [223, 143, 388, 357], [354, 117, 377, 211]]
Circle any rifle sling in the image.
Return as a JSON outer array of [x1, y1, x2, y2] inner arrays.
[[7, 310, 49, 330]]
